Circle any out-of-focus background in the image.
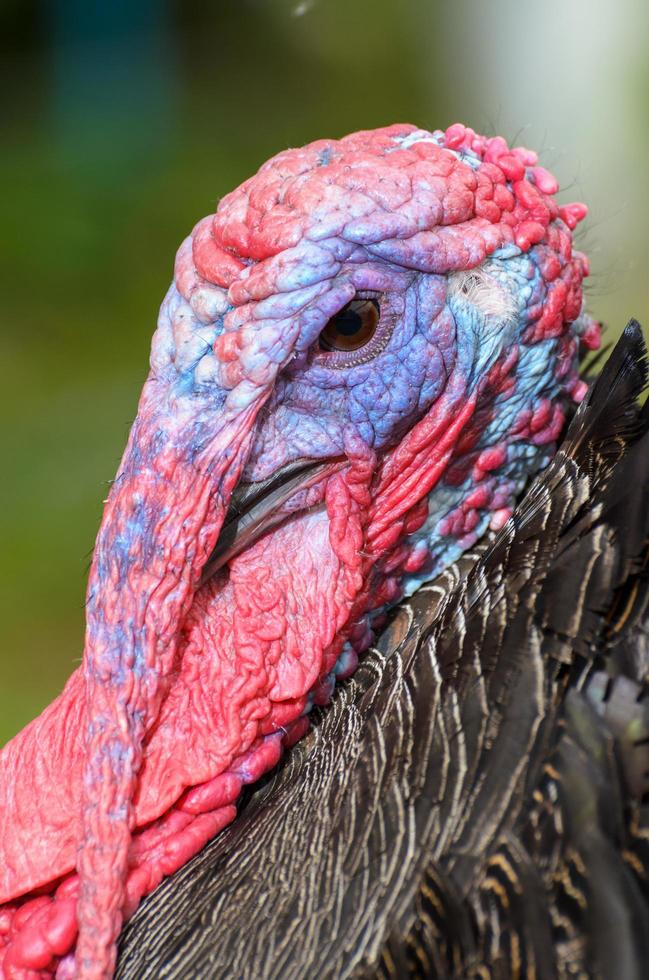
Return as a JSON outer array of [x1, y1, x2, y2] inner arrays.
[[1, 0, 648, 743]]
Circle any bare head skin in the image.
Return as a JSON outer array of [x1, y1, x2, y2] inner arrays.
[[0, 123, 598, 978]]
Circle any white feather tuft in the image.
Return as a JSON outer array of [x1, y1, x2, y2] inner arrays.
[[448, 266, 518, 328]]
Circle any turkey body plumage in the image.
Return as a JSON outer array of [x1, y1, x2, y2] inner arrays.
[[114, 322, 649, 979]]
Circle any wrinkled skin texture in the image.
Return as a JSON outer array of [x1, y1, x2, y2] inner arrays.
[[0, 123, 599, 979]]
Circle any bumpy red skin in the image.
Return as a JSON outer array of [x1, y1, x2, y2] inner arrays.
[[0, 123, 598, 978]]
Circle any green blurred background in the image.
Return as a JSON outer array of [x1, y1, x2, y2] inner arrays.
[[1, 0, 648, 744]]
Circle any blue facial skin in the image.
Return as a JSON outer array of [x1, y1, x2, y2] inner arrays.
[[241, 244, 570, 495], [102, 236, 579, 618]]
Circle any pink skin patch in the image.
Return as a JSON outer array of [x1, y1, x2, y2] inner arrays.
[[0, 122, 598, 979]]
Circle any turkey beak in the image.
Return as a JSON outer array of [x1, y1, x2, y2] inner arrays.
[[200, 455, 346, 585]]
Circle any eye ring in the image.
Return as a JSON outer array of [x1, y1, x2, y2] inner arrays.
[[312, 291, 395, 370], [319, 298, 381, 353]]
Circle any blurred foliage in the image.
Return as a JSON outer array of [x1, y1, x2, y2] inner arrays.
[[0, 0, 647, 743]]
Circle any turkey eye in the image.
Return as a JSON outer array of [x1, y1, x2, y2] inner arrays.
[[319, 299, 380, 352]]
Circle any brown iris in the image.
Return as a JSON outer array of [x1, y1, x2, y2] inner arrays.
[[319, 298, 380, 352]]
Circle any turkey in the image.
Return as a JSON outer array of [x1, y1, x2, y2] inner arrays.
[[0, 122, 633, 979]]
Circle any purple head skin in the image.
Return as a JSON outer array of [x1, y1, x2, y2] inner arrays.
[[0, 123, 598, 979]]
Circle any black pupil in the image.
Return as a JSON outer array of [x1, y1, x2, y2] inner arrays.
[[334, 307, 364, 336], [319, 298, 380, 354]]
